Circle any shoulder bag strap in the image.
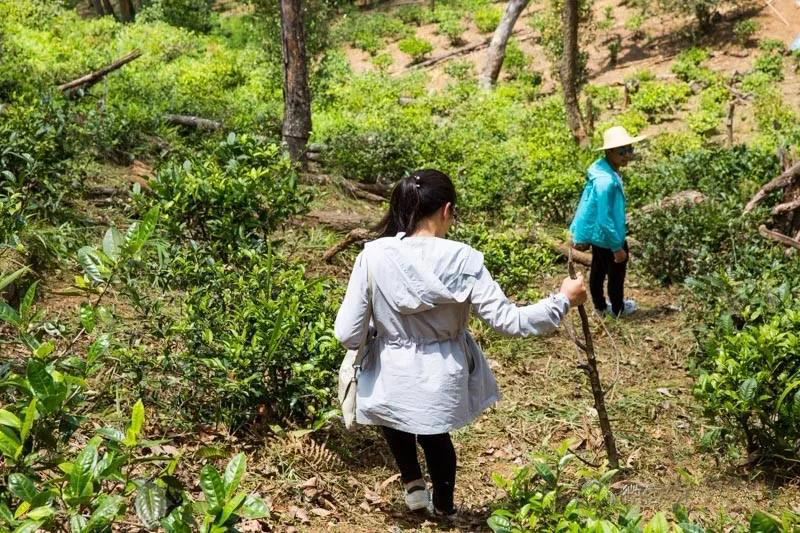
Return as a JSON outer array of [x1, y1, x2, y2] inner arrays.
[[353, 261, 374, 371]]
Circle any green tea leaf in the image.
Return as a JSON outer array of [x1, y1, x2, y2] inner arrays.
[[135, 481, 167, 529], [102, 227, 123, 262], [160, 504, 193, 533], [26, 360, 56, 400], [18, 281, 38, 321], [199, 465, 225, 513], [534, 461, 556, 485], [739, 377, 757, 403], [69, 514, 87, 533], [124, 399, 145, 447], [86, 335, 110, 366], [20, 398, 37, 443], [0, 302, 21, 326], [123, 207, 160, 258], [97, 427, 125, 443], [749, 511, 781, 533], [84, 494, 123, 531], [487, 514, 514, 533], [12, 519, 44, 533], [0, 425, 22, 459], [77, 247, 105, 284], [0, 266, 28, 292], [0, 409, 21, 429], [8, 474, 37, 502], [218, 491, 246, 525], [79, 303, 95, 334], [33, 341, 54, 359], [223, 453, 246, 499], [239, 494, 269, 520], [67, 437, 100, 504]]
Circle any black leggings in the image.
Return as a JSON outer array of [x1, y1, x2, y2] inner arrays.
[[590, 242, 629, 315], [380, 426, 456, 513]]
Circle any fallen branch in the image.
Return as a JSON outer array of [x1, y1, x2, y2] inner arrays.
[[771, 197, 800, 216], [567, 249, 620, 470], [351, 181, 393, 198], [636, 190, 707, 216], [744, 161, 800, 213], [165, 114, 223, 130], [411, 30, 533, 69], [759, 225, 800, 250], [532, 228, 592, 266], [58, 50, 142, 92], [339, 178, 386, 203], [303, 210, 376, 233], [322, 228, 374, 263]]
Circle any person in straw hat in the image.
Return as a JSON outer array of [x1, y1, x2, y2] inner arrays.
[[569, 126, 645, 317]]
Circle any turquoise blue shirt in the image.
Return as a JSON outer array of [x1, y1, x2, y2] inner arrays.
[[569, 158, 627, 251]]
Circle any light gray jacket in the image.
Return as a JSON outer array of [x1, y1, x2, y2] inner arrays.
[[334, 234, 570, 435]]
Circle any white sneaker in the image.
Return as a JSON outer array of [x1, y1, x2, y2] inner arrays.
[[606, 299, 636, 317], [404, 485, 430, 511]]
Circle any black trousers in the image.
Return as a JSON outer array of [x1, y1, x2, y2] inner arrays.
[[590, 241, 628, 315], [380, 426, 456, 513]]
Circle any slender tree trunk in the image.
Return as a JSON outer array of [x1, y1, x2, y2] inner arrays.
[[478, 0, 529, 90], [118, 0, 136, 22], [89, 0, 105, 16], [101, 0, 117, 19], [279, 0, 312, 165], [561, 0, 587, 144]]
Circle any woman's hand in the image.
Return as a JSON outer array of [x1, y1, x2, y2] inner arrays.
[[613, 249, 628, 263], [560, 273, 587, 307]]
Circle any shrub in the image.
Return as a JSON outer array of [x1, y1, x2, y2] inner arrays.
[[323, 124, 420, 184], [398, 36, 434, 63], [733, 19, 758, 46], [173, 247, 342, 427], [148, 134, 308, 248], [445, 59, 475, 81], [504, 39, 532, 80], [396, 4, 425, 25], [754, 52, 784, 81], [333, 12, 409, 54], [139, 0, 214, 33], [671, 47, 718, 85], [473, 5, 501, 33], [453, 222, 556, 298], [438, 15, 466, 46], [630, 80, 691, 120]]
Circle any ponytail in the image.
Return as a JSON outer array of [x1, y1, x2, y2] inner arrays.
[[373, 169, 457, 238]]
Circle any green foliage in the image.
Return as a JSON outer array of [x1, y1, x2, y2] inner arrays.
[[504, 40, 535, 82], [630, 81, 691, 121], [688, 85, 729, 136], [333, 12, 409, 54], [438, 14, 466, 46], [733, 19, 758, 46], [671, 47, 718, 85], [139, 0, 214, 33], [473, 5, 501, 33], [148, 134, 308, 248], [172, 247, 342, 427], [453, 222, 556, 298], [487, 440, 709, 532], [753, 52, 784, 82], [396, 5, 426, 26], [445, 59, 475, 81], [529, 0, 593, 82], [398, 36, 434, 63]]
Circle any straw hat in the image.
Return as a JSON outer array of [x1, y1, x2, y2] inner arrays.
[[598, 126, 647, 150]]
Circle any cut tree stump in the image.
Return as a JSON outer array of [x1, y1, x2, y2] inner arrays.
[[58, 50, 142, 93], [303, 210, 376, 233]]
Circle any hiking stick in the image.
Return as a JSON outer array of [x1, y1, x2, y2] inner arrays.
[[567, 247, 620, 469]]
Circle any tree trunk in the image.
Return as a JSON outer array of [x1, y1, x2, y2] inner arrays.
[[280, 0, 312, 165], [118, 0, 136, 22], [478, 0, 530, 90], [89, 0, 105, 16], [561, 0, 587, 144], [101, 0, 117, 19]]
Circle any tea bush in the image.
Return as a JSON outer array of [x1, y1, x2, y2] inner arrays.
[[333, 12, 409, 54], [671, 47, 718, 85], [473, 5, 501, 33], [148, 134, 308, 248], [398, 36, 434, 63], [733, 19, 758, 46], [630, 81, 691, 121], [139, 0, 214, 33], [453, 222, 556, 298], [173, 247, 342, 427]]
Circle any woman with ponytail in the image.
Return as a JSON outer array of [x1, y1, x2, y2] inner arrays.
[[334, 169, 586, 518]]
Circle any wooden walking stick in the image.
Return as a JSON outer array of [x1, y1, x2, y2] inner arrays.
[[567, 247, 620, 469]]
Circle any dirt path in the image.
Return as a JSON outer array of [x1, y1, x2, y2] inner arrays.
[[252, 243, 800, 531]]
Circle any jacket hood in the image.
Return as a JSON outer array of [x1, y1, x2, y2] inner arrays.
[[362, 234, 484, 315]]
